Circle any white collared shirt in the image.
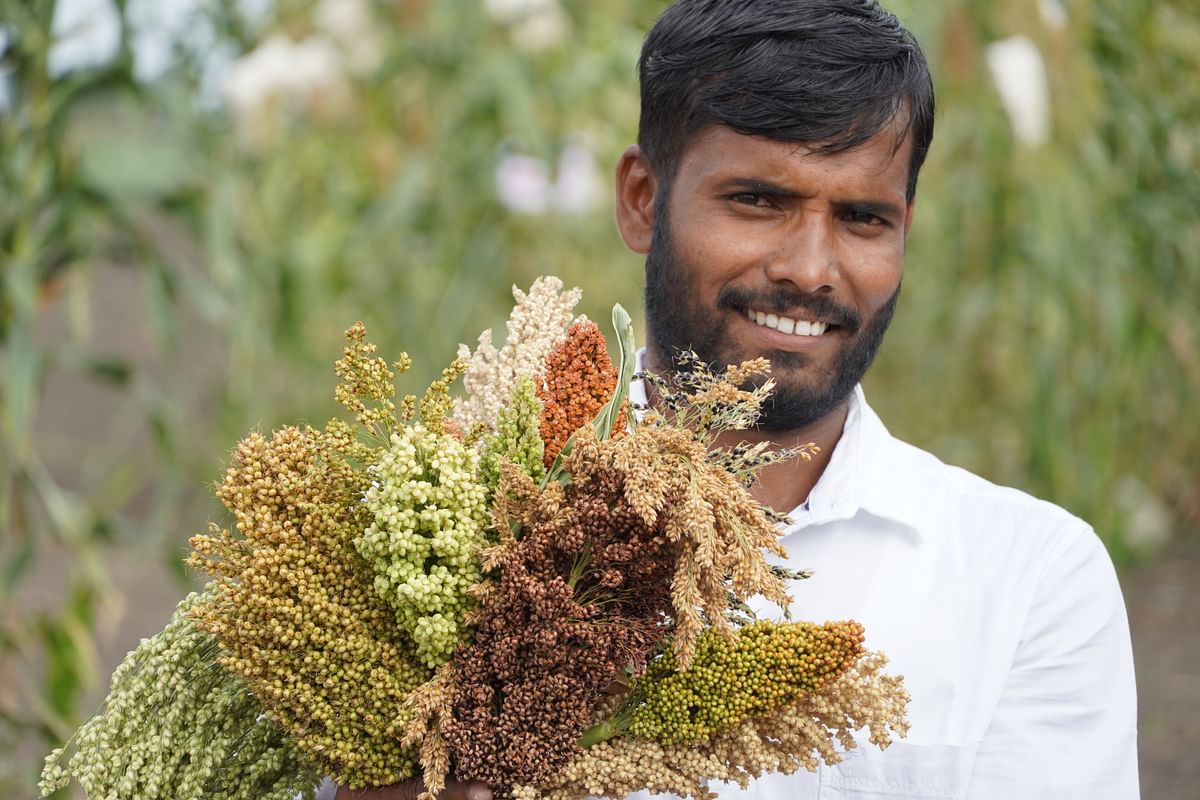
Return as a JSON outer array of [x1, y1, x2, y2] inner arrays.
[[625, 379, 1139, 800]]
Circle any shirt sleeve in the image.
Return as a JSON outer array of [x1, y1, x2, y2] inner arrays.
[[966, 522, 1139, 799]]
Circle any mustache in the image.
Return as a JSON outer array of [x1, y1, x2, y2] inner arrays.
[[717, 286, 862, 333]]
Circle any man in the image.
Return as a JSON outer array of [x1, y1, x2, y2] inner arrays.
[[340, 1, 1138, 798]]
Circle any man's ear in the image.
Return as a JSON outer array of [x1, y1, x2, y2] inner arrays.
[[903, 197, 916, 237], [614, 145, 658, 255]]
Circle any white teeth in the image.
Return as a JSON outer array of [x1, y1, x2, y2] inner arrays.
[[747, 309, 829, 337]]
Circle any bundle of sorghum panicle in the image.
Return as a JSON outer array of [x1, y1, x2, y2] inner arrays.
[[44, 278, 910, 800]]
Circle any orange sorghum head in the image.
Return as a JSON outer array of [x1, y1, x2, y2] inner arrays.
[[537, 320, 624, 468]]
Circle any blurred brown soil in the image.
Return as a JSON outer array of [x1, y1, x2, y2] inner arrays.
[[1121, 538, 1200, 799]]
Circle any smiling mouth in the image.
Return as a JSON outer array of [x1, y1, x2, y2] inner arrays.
[[745, 308, 832, 337]]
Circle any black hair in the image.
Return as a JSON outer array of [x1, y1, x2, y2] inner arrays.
[[637, 0, 935, 201]]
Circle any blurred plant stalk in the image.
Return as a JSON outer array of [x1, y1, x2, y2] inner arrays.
[[1, 2, 130, 790]]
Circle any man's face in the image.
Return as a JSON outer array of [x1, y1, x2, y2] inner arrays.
[[642, 125, 914, 431]]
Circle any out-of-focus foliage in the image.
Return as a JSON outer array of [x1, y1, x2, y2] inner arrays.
[[0, 0, 1196, 795], [879, 0, 1200, 565]]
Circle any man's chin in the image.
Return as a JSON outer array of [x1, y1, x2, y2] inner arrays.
[[755, 385, 851, 431], [699, 341, 814, 375], [756, 349, 816, 372]]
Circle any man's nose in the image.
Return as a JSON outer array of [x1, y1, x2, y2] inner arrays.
[[763, 212, 839, 294]]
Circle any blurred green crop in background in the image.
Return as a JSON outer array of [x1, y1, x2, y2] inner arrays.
[[0, 0, 1196, 796]]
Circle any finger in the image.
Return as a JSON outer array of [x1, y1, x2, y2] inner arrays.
[[461, 783, 493, 800], [441, 779, 493, 800], [334, 781, 417, 799], [333, 779, 492, 800]]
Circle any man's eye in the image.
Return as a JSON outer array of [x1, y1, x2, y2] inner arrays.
[[846, 209, 884, 225], [730, 193, 769, 207]]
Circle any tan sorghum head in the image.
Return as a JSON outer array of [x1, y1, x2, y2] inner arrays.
[[452, 277, 582, 435]]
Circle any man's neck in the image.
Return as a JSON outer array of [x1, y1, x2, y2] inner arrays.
[[642, 346, 848, 514], [712, 403, 847, 513]]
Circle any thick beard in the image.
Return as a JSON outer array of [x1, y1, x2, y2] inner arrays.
[[644, 201, 899, 433]]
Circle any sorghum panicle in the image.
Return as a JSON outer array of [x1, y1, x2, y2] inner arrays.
[[453, 277, 582, 435], [188, 425, 429, 789], [357, 423, 489, 669], [537, 319, 626, 468], [629, 621, 867, 744], [40, 590, 320, 800]]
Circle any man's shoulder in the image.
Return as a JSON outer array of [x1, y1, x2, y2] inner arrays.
[[871, 432, 1122, 626], [880, 431, 1098, 554]]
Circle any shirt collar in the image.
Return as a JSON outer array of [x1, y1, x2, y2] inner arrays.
[[790, 385, 925, 543], [630, 349, 924, 543]]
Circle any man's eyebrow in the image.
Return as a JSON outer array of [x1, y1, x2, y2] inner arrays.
[[837, 199, 906, 221], [715, 179, 905, 220], [715, 178, 805, 198]]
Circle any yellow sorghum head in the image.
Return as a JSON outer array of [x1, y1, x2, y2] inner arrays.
[[420, 357, 469, 432], [188, 425, 430, 788], [402, 663, 457, 800], [334, 322, 401, 439]]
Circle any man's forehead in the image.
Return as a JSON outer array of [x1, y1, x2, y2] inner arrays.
[[682, 123, 915, 186]]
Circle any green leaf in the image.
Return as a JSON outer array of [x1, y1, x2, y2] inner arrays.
[[0, 318, 40, 462], [84, 356, 133, 385], [0, 531, 34, 601], [592, 303, 637, 439]]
